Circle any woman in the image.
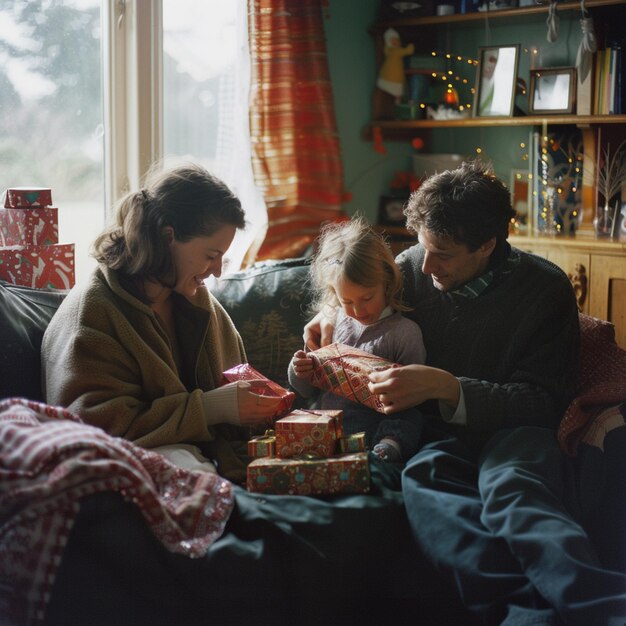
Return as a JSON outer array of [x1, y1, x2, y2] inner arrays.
[[42, 163, 280, 483]]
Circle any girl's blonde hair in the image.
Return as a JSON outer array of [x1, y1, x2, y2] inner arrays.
[[309, 216, 410, 315]]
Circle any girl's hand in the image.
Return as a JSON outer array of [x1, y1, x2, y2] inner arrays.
[[236, 382, 282, 426], [291, 350, 315, 380]]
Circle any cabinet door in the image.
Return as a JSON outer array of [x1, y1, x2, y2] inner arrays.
[[546, 250, 591, 314], [589, 255, 626, 350]]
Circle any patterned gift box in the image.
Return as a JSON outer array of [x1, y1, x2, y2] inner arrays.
[[3, 187, 53, 208], [221, 363, 295, 420], [338, 432, 367, 453], [0, 207, 59, 246], [246, 452, 370, 496], [0, 243, 75, 290], [248, 431, 276, 458], [308, 343, 400, 413], [274, 409, 343, 458]]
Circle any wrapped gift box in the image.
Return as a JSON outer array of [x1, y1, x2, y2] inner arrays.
[[0, 207, 59, 246], [274, 409, 343, 458], [221, 363, 295, 420], [3, 187, 53, 208], [308, 343, 399, 413], [248, 430, 276, 458], [246, 452, 370, 496], [338, 432, 367, 453], [0, 243, 75, 290]]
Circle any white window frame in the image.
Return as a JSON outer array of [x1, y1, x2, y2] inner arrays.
[[103, 0, 163, 217]]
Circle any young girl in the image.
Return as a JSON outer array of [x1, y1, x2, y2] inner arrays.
[[288, 217, 426, 463]]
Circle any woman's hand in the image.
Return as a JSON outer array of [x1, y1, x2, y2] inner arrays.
[[291, 350, 314, 380], [368, 364, 460, 414], [303, 310, 336, 351], [236, 382, 283, 426]]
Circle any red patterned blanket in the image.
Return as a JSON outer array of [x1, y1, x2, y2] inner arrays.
[[0, 398, 234, 625]]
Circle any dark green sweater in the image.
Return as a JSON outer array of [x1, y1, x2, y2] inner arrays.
[[397, 244, 580, 440]]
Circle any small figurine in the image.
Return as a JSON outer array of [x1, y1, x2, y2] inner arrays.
[[373, 28, 414, 119]]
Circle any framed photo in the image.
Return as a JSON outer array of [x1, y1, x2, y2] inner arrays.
[[474, 45, 519, 117], [378, 195, 408, 227], [529, 68, 576, 114]]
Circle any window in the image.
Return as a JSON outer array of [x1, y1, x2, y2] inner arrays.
[[0, 0, 105, 284], [1, 0, 263, 285]]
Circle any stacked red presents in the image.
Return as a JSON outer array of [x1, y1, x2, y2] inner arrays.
[[0, 187, 75, 290], [247, 409, 370, 496]]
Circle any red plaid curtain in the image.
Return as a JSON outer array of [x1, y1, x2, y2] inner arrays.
[[248, 0, 346, 262]]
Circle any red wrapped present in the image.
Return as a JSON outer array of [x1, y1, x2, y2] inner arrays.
[[0, 207, 59, 246], [248, 430, 276, 458], [0, 243, 75, 290], [221, 363, 295, 420], [338, 432, 367, 453], [274, 409, 343, 458], [246, 452, 370, 496], [4, 187, 53, 208], [308, 343, 400, 413]]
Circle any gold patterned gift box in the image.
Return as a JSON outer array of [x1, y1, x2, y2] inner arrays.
[[338, 432, 367, 453], [308, 343, 400, 413], [248, 430, 276, 458], [274, 409, 343, 458], [246, 452, 370, 496]]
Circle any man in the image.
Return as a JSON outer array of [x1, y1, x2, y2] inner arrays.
[[305, 162, 626, 625]]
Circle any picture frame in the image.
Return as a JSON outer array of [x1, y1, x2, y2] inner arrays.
[[378, 195, 408, 227], [474, 45, 519, 117], [528, 68, 576, 114]]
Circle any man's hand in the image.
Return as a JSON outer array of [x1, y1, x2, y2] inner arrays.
[[303, 310, 335, 351], [368, 364, 461, 414]]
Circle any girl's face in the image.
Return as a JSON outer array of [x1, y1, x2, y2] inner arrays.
[[334, 277, 387, 326], [168, 224, 236, 299]]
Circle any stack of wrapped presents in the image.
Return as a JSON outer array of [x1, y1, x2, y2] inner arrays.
[[0, 187, 75, 290], [228, 344, 398, 496], [247, 409, 370, 496]]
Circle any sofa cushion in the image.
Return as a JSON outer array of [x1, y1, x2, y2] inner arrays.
[[0, 280, 66, 401], [558, 314, 626, 455], [211, 257, 312, 389]]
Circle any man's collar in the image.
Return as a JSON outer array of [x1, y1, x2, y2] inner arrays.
[[450, 245, 520, 300]]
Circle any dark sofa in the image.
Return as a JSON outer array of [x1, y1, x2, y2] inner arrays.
[[1, 256, 624, 625]]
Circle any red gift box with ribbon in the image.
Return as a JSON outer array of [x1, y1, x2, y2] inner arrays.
[[221, 363, 295, 420], [308, 343, 400, 413], [274, 409, 343, 459]]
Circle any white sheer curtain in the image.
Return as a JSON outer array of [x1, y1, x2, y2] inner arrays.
[[162, 0, 266, 273]]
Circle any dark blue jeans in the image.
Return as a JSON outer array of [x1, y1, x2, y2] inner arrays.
[[342, 405, 423, 460], [401, 425, 626, 625]]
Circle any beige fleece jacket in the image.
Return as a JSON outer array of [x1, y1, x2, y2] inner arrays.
[[41, 265, 250, 482]]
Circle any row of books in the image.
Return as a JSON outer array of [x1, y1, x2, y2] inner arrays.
[[593, 46, 623, 115]]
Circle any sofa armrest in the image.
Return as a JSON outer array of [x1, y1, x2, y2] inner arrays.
[[0, 280, 66, 400]]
